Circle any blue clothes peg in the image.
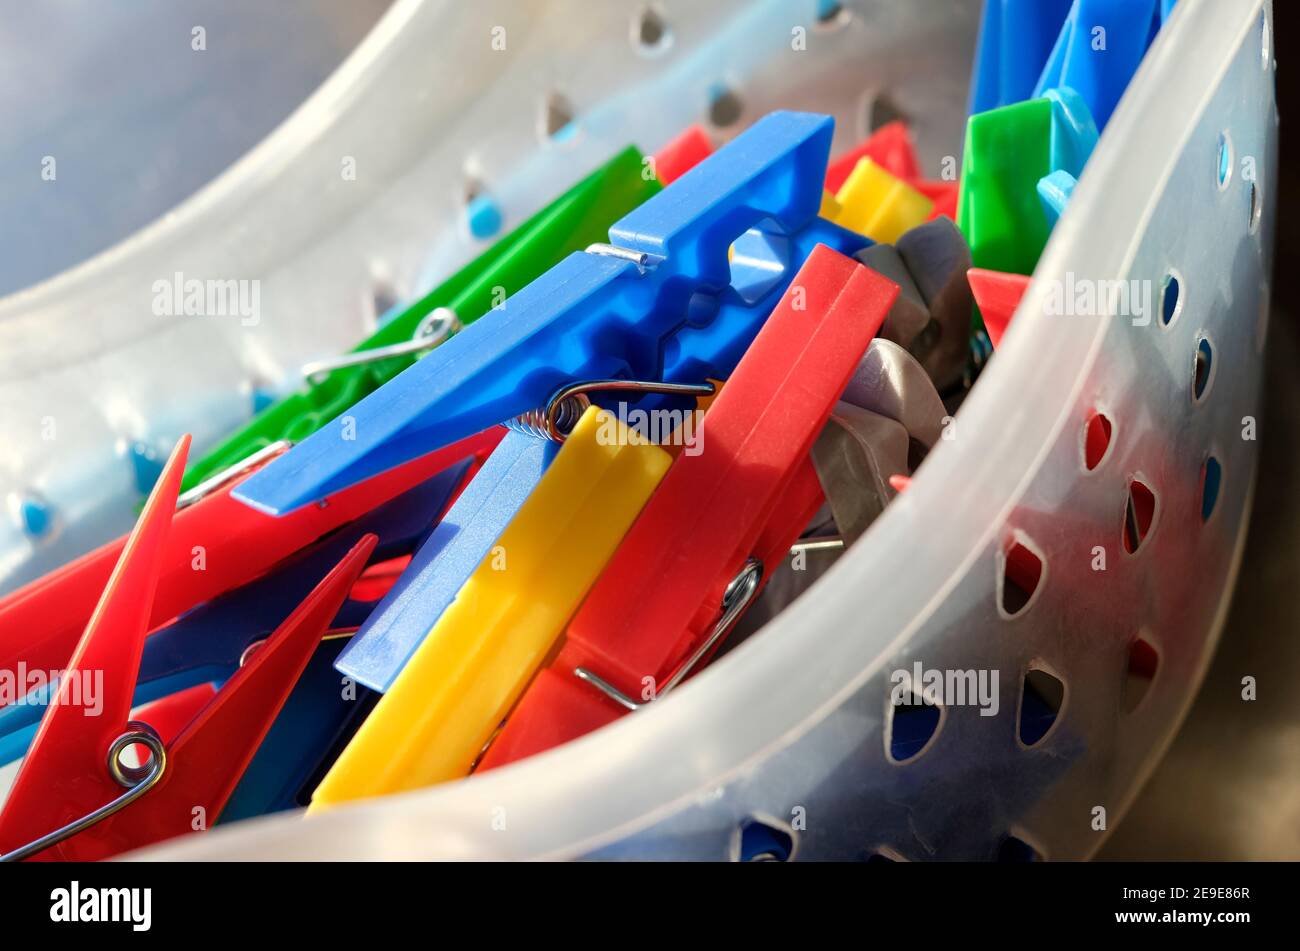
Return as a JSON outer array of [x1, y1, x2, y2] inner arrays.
[[1032, 0, 1161, 131], [232, 111, 868, 516], [219, 638, 379, 822], [335, 430, 558, 693], [1045, 86, 1099, 179], [968, 0, 1075, 114], [0, 460, 470, 765], [1038, 169, 1077, 227], [1032, 84, 1097, 230]]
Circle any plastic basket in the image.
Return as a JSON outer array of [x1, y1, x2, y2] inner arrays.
[[134, 0, 1276, 860]]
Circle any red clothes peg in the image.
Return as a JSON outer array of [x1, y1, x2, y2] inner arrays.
[[478, 244, 899, 770], [888, 473, 913, 493], [0, 436, 378, 861], [131, 683, 217, 745], [967, 267, 1031, 347], [653, 124, 714, 185], [914, 178, 960, 221], [827, 121, 958, 222], [0, 428, 502, 696], [825, 120, 921, 192]]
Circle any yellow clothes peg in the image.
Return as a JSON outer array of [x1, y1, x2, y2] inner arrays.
[[832, 157, 933, 243], [308, 406, 672, 810], [819, 189, 843, 219]]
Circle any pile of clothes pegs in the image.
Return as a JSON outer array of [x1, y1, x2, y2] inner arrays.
[[0, 0, 1178, 860]]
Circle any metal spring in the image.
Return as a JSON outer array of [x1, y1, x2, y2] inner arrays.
[[504, 393, 592, 442], [505, 379, 715, 443], [0, 722, 166, 862]]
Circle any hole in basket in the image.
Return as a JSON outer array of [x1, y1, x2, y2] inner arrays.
[[1217, 132, 1232, 190], [370, 277, 399, 321], [1160, 272, 1182, 327], [1124, 635, 1159, 714], [1122, 478, 1157, 554], [1018, 667, 1064, 747], [815, 0, 851, 29], [887, 687, 942, 763], [997, 834, 1043, 862], [708, 86, 744, 129], [1200, 455, 1222, 522], [1000, 537, 1044, 617], [1192, 335, 1214, 402], [866, 90, 908, 133], [738, 818, 794, 862], [462, 177, 501, 241], [1083, 410, 1113, 471], [1249, 181, 1262, 235], [540, 93, 578, 142], [633, 5, 672, 54]]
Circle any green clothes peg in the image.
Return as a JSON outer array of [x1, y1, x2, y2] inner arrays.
[[180, 147, 661, 493], [957, 97, 1053, 281], [956, 97, 1053, 338]]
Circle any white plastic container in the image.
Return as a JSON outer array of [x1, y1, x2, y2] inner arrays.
[[137, 0, 1275, 860]]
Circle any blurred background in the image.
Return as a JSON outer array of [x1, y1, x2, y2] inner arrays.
[[0, 0, 391, 297], [0, 0, 1293, 859]]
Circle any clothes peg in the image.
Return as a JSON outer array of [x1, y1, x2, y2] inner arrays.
[[334, 430, 560, 692], [854, 244, 930, 350], [1044, 86, 1099, 179], [1037, 169, 1077, 228], [180, 146, 660, 494], [733, 403, 911, 641], [828, 122, 957, 224], [0, 459, 472, 759], [309, 405, 673, 807], [957, 96, 1053, 280], [842, 338, 949, 453], [894, 217, 976, 394], [233, 111, 868, 516], [738, 342, 938, 630], [1032, 0, 1162, 131], [218, 637, 373, 821], [653, 124, 713, 184], [811, 404, 910, 545], [914, 179, 960, 221], [0, 434, 374, 861], [833, 158, 934, 244], [706, 460, 829, 657], [967, 268, 1031, 349], [825, 120, 921, 192], [0, 430, 501, 695], [130, 684, 218, 746], [820, 189, 843, 219], [968, 0, 1075, 114], [476, 244, 898, 771]]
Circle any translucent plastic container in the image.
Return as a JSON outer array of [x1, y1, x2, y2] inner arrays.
[[138, 0, 1275, 860]]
